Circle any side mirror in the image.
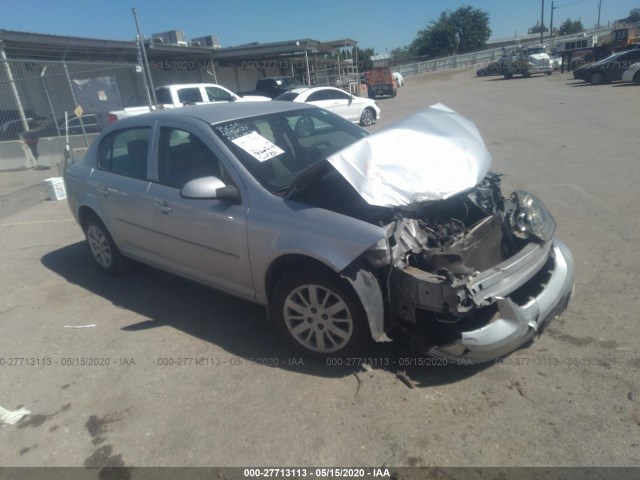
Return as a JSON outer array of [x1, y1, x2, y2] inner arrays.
[[180, 176, 241, 203]]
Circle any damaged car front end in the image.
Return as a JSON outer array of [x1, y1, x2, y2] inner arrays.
[[356, 176, 574, 363], [317, 104, 575, 363]]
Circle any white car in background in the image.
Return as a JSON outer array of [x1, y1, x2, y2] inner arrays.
[[274, 86, 380, 126], [393, 71, 405, 86], [621, 62, 640, 83]]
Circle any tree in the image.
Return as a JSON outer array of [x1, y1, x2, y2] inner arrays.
[[558, 18, 584, 36], [528, 21, 548, 34], [410, 6, 491, 58], [628, 8, 640, 22], [390, 46, 412, 62], [351, 47, 375, 70]]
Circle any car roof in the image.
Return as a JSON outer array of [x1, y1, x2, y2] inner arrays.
[[155, 83, 225, 90], [109, 101, 314, 129]]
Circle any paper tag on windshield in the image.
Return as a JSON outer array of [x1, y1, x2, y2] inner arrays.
[[232, 131, 284, 162]]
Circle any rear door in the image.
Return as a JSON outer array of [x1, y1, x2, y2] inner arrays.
[[89, 125, 155, 259]]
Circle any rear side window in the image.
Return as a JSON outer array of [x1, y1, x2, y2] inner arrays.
[[176, 88, 203, 104], [97, 127, 151, 180]]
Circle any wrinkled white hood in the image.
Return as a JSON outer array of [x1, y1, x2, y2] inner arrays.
[[327, 104, 492, 207]]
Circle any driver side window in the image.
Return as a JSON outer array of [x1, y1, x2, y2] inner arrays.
[[157, 127, 225, 189]]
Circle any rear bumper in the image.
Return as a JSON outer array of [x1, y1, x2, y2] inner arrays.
[[419, 239, 575, 363]]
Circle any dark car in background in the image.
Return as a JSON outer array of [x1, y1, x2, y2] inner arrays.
[[20, 113, 103, 157], [0, 117, 46, 141], [573, 49, 640, 84], [476, 61, 506, 77]]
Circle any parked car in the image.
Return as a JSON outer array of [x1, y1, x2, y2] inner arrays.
[[392, 72, 405, 86], [155, 83, 270, 108], [250, 77, 306, 98], [621, 61, 640, 83], [0, 116, 46, 141], [573, 49, 640, 84], [64, 101, 574, 363], [21, 113, 103, 157], [274, 86, 380, 127], [549, 56, 562, 70], [476, 61, 506, 77]]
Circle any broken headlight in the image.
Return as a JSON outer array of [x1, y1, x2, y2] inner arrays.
[[510, 191, 556, 243]]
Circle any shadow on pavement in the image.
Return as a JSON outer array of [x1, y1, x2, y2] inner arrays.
[[41, 241, 489, 386]]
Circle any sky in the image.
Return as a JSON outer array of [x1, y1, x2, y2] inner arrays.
[[3, 0, 638, 53]]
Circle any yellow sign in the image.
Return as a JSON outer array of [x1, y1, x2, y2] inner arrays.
[[74, 105, 84, 118]]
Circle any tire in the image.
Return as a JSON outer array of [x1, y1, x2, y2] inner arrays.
[[477, 70, 487, 77], [523, 70, 531, 78], [545, 71, 552, 75], [270, 269, 370, 359], [294, 115, 314, 137], [83, 214, 131, 275], [633, 72, 640, 84], [590, 71, 606, 85], [504, 72, 513, 79], [359, 107, 375, 127], [391, 88, 397, 98]]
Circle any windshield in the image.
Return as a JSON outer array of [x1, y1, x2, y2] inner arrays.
[[273, 92, 300, 101], [212, 108, 368, 193], [596, 51, 625, 64], [277, 77, 304, 88]]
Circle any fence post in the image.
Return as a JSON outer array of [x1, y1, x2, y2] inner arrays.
[[0, 45, 30, 133]]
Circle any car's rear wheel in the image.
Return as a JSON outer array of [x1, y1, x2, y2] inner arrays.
[[590, 71, 606, 85], [359, 107, 376, 126], [504, 72, 513, 79], [270, 270, 369, 359], [84, 215, 130, 275]]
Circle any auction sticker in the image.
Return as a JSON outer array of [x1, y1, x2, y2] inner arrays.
[[232, 131, 284, 162]]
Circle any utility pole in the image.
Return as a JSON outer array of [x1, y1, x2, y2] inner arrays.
[[550, 1, 554, 38], [132, 8, 158, 108], [597, 0, 601, 29], [541, 0, 545, 45]]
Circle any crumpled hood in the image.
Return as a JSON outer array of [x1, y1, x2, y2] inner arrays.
[[326, 103, 493, 207]]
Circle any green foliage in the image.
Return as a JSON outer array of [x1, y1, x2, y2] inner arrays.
[[410, 6, 491, 58], [351, 47, 375, 70], [628, 8, 640, 22], [528, 21, 549, 34], [558, 18, 584, 36]]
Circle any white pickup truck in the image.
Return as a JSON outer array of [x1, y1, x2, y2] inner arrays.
[[108, 83, 270, 123]]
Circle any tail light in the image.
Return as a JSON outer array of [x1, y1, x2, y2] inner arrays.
[[108, 113, 118, 124]]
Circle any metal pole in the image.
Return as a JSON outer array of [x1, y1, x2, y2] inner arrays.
[[597, 0, 601, 29], [550, 2, 554, 39], [0, 44, 30, 132], [132, 8, 158, 107], [63, 61, 89, 145], [304, 44, 311, 86], [541, 0, 545, 45], [135, 34, 153, 108], [40, 66, 59, 136]]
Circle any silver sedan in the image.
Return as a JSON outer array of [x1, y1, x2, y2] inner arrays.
[[65, 101, 574, 362]]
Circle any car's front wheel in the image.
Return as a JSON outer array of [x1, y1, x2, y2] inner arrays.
[[270, 270, 369, 358], [84, 214, 130, 275], [359, 107, 376, 126], [633, 71, 640, 84]]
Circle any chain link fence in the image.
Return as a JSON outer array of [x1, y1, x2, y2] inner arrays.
[[0, 58, 149, 218]]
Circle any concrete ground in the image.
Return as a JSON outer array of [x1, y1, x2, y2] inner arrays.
[[0, 67, 639, 471]]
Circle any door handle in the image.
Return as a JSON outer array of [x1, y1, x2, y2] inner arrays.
[[153, 199, 173, 214], [96, 184, 110, 198]]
